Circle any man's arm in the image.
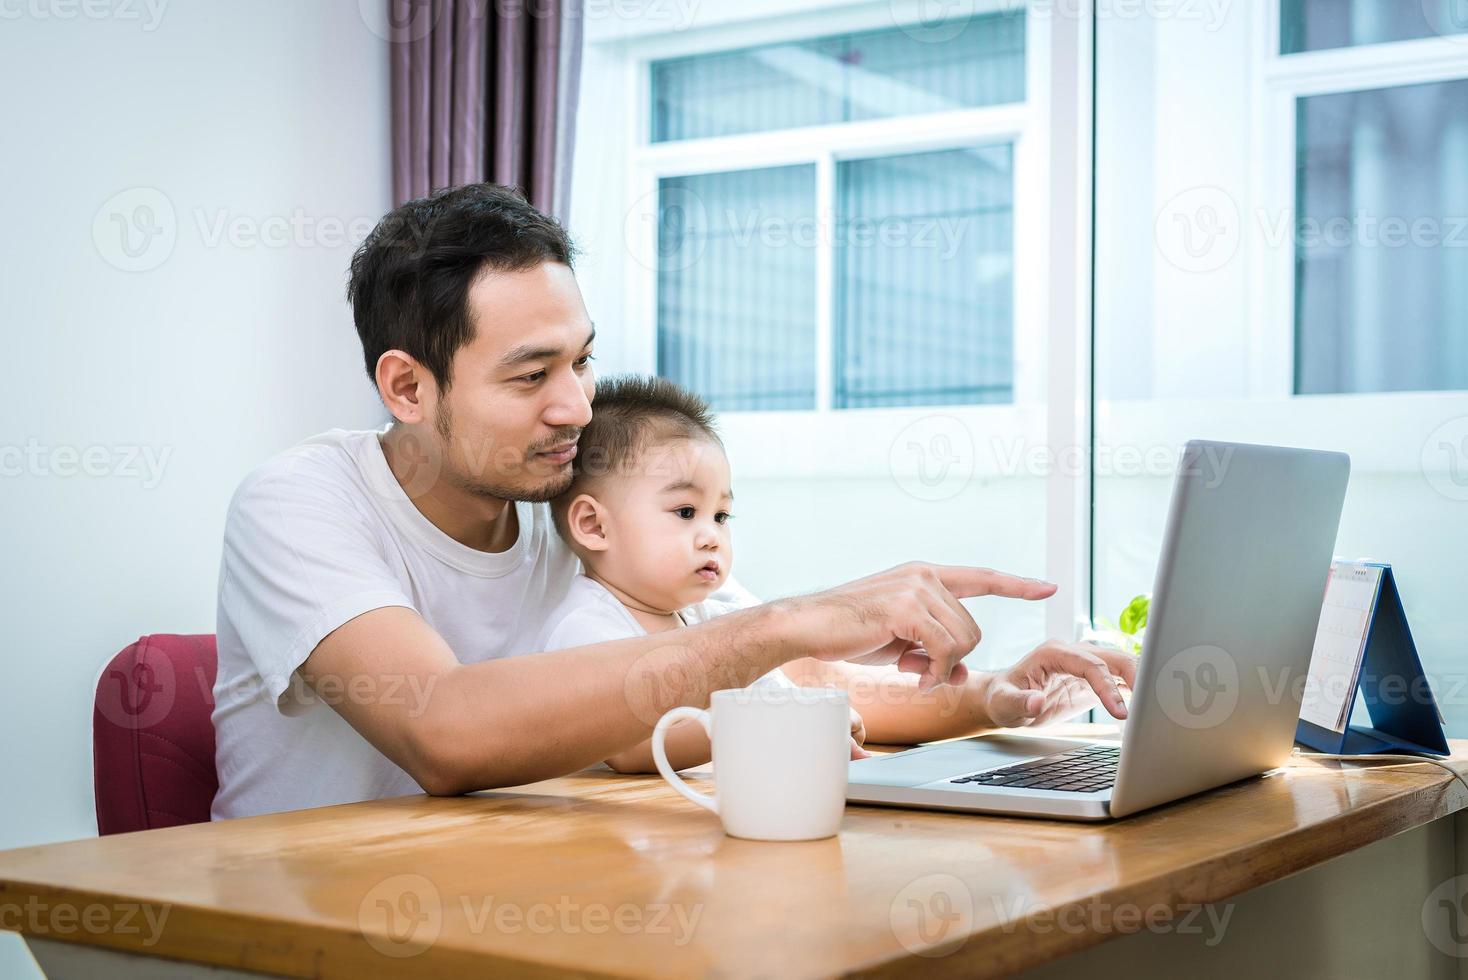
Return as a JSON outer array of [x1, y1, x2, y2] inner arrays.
[[302, 601, 787, 796], [300, 562, 1056, 795]]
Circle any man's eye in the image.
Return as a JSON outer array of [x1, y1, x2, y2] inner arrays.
[[575, 354, 596, 369], [675, 507, 695, 519], [520, 371, 546, 383]]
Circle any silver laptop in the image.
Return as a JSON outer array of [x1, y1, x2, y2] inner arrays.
[[846, 439, 1350, 821]]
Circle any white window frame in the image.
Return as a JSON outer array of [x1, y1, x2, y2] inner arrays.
[[578, 0, 1095, 645], [1253, 6, 1468, 400], [623, 2, 1043, 414]]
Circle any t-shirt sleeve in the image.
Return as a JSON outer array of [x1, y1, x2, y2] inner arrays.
[[218, 471, 415, 710], [540, 600, 639, 653]]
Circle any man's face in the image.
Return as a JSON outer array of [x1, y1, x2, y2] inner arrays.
[[427, 261, 596, 503]]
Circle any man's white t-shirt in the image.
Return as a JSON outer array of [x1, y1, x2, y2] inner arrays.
[[539, 574, 793, 689], [211, 428, 758, 820]]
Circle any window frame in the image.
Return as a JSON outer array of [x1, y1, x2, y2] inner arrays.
[[1255, 6, 1468, 400], [626, 7, 1042, 416]]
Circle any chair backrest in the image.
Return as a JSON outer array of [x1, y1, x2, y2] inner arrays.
[[93, 634, 219, 835]]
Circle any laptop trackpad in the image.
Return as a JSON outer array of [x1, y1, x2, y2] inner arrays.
[[848, 734, 1098, 788]]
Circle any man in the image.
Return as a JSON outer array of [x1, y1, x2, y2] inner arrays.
[[211, 183, 1133, 820]]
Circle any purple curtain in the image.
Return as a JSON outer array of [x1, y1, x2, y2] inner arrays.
[[389, 0, 584, 220]]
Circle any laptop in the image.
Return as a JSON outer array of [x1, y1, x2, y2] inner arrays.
[[846, 439, 1350, 821]]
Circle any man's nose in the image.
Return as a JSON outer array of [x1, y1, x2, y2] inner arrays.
[[544, 368, 593, 428]]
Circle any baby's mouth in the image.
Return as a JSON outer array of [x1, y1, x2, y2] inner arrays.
[[696, 559, 720, 582]]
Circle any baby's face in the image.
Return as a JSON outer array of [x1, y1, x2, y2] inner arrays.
[[595, 436, 734, 611]]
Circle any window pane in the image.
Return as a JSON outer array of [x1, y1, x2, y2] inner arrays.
[[1097, 7, 1468, 737], [650, 12, 1025, 142], [657, 166, 817, 411], [835, 145, 1014, 409], [1295, 79, 1468, 395], [1280, 0, 1468, 53]]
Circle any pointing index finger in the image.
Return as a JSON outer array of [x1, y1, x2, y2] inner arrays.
[[934, 565, 1058, 601]]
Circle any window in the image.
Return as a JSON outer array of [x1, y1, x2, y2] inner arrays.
[[1280, 0, 1468, 54], [1294, 79, 1468, 394], [643, 11, 1028, 413], [1095, 3, 1468, 733], [573, 2, 1079, 670]]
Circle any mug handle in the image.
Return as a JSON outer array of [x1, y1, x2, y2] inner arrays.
[[651, 706, 718, 814]]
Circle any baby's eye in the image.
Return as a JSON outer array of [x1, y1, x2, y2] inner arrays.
[[675, 506, 695, 519], [715, 511, 732, 524]]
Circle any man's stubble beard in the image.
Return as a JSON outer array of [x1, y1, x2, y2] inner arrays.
[[434, 396, 574, 504]]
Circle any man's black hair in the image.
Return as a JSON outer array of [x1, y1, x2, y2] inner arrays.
[[347, 183, 576, 393]]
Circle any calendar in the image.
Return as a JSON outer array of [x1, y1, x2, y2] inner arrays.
[[1295, 560, 1448, 757]]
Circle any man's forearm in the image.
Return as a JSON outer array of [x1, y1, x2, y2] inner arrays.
[[417, 602, 790, 793], [782, 657, 1000, 745]]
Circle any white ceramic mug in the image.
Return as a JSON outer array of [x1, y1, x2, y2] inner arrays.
[[651, 686, 850, 841]]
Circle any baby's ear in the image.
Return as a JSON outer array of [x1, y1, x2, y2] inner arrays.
[[566, 493, 610, 552]]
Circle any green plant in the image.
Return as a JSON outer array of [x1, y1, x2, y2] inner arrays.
[[1085, 594, 1150, 655]]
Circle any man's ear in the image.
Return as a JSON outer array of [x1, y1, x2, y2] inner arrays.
[[566, 493, 611, 552], [376, 349, 432, 424]]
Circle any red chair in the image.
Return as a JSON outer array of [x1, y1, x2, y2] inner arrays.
[[93, 634, 219, 835]]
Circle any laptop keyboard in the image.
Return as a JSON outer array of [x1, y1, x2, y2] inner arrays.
[[949, 744, 1120, 794]]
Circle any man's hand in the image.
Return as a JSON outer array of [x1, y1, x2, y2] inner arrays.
[[775, 562, 1057, 692], [981, 641, 1137, 728]]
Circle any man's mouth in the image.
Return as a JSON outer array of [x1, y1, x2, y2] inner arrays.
[[535, 442, 578, 465], [696, 559, 720, 582]]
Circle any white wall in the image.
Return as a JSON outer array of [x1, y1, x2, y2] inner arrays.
[[0, 2, 389, 973]]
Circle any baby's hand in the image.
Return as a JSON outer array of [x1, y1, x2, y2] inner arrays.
[[849, 707, 871, 760]]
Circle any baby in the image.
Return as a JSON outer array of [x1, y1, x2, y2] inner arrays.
[[540, 374, 868, 773]]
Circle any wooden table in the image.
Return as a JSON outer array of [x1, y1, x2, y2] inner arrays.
[[4, 728, 1468, 979]]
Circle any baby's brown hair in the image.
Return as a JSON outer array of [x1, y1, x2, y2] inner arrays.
[[551, 374, 722, 541]]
